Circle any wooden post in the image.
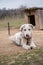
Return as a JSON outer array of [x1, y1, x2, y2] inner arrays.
[[8, 22, 10, 35]]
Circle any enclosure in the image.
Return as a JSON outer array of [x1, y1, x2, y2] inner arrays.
[[24, 7, 43, 29]]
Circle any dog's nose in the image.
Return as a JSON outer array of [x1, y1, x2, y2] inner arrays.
[[26, 34, 29, 38]]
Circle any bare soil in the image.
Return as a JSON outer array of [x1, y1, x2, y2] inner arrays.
[[0, 29, 43, 55]]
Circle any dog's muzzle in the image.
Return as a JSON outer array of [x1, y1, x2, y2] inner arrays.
[[26, 34, 31, 39]]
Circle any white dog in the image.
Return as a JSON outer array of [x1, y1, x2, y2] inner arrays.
[[9, 24, 36, 50]]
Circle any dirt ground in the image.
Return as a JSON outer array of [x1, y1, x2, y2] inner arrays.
[[0, 28, 43, 55]]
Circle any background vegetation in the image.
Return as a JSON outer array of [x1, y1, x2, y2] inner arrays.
[[0, 18, 25, 29]]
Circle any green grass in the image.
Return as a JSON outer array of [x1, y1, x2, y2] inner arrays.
[[0, 48, 43, 65], [0, 18, 25, 28]]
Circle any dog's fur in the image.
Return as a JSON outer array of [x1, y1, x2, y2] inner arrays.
[[9, 24, 36, 50]]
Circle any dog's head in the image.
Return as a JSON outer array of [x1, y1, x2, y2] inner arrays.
[[20, 24, 33, 39]]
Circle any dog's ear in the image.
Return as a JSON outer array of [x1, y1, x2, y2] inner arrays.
[[29, 24, 33, 29], [20, 24, 25, 31]]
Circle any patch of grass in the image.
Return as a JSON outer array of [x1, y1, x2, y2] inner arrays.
[[0, 18, 25, 28], [0, 48, 43, 65]]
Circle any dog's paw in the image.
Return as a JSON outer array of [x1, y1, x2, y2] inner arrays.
[[22, 44, 30, 50], [30, 45, 36, 49]]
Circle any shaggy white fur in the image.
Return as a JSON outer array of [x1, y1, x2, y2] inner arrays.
[[9, 24, 36, 50]]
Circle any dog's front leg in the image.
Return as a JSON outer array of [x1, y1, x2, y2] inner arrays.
[[30, 41, 36, 49]]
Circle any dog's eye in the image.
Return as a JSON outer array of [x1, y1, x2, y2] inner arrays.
[[28, 29, 31, 31], [24, 29, 26, 31]]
